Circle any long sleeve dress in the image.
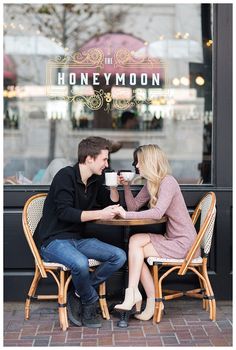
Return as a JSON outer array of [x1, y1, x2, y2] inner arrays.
[[124, 175, 200, 259]]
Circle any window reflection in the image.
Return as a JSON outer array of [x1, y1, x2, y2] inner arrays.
[[4, 3, 213, 185]]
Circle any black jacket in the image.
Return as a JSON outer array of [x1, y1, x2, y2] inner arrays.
[[34, 163, 118, 248]]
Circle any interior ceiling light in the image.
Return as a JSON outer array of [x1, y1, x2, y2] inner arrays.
[[172, 78, 180, 86], [195, 76, 205, 86]]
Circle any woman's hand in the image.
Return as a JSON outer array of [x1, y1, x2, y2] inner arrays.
[[118, 175, 129, 186], [114, 206, 127, 219]]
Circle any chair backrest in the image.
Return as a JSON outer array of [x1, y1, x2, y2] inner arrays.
[[178, 192, 216, 275], [198, 193, 216, 254], [22, 193, 47, 277]]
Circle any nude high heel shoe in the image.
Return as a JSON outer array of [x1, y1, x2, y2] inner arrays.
[[135, 298, 164, 321], [114, 287, 142, 312]]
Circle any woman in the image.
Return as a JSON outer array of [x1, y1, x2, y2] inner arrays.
[[114, 144, 200, 320]]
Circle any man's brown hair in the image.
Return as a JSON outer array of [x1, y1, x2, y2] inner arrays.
[[78, 137, 111, 163]]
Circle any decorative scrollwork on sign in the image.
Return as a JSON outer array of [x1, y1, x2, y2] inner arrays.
[[46, 47, 169, 112], [114, 48, 164, 68], [113, 96, 151, 110], [71, 49, 104, 68], [48, 49, 104, 68], [85, 91, 103, 110], [52, 55, 71, 64], [104, 92, 112, 103], [113, 99, 133, 110], [65, 90, 104, 110], [60, 88, 154, 111], [114, 48, 131, 66]]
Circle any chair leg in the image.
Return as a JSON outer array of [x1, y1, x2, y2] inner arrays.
[[58, 270, 68, 331], [197, 266, 207, 310], [189, 265, 215, 322], [99, 282, 110, 320], [25, 266, 41, 320], [202, 260, 216, 321], [211, 298, 216, 321], [152, 264, 162, 324], [156, 278, 164, 323], [64, 273, 72, 329]]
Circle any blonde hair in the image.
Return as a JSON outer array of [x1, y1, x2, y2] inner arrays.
[[137, 145, 171, 208]]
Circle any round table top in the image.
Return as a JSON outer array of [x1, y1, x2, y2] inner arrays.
[[95, 216, 167, 226]]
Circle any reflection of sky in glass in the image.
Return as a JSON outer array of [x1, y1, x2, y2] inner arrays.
[[136, 39, 203, 62], [5, 36, 65, 55]]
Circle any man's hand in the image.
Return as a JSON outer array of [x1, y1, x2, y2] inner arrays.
[[100, 204, 120, 220], [113, 206, 127, 219]]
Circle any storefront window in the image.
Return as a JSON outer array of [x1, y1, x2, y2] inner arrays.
[[3, 3, 213, 185]]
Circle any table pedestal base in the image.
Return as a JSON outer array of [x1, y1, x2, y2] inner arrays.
[[116, 307, 139, 327], [117, 311, 130, 327]]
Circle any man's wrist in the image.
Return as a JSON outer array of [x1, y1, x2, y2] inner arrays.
[[97, 210, 102, 220], [81, 210, 102, 222]]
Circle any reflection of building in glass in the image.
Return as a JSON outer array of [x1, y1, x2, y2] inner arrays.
[[3, 3, 213, 184]]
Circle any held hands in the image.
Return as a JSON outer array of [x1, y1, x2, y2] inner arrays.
[[100, 205, 120, 220], [113, 206, 127, 219], [100, 205, 127, 220]]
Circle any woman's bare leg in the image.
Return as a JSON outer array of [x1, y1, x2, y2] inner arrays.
[[128, 233, 151, 288], [131, 239, 163, 320], [140, 262, 155, 298], [115, 233, 161, 312], [139, 240, 161, 296]]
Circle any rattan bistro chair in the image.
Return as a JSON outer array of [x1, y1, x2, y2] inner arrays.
[[147, 192, 216, 324], [22, 193, 110, 331]]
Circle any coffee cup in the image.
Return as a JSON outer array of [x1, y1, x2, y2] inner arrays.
[[120, 171, 135, 182], [105, 172, 118, 187]]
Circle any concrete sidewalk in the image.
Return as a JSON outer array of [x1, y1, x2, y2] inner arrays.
[[4, 299, 232, 347]]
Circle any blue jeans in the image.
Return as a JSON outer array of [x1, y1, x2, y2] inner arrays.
[[40, 238, 126, 304]]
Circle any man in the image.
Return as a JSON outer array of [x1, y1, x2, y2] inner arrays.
[[35, 137, 126, 328]]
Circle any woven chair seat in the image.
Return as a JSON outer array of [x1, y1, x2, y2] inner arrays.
[[43, 259, 102, 271], [147, 255, 203, 265], [88, 259, 102, 267], [43, 261, 70, 271]]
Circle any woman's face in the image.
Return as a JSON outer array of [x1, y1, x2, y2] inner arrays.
[[136, 160, 142, 176]]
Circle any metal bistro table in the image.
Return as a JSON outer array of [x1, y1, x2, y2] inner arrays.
[[95, 216, 167, 327]]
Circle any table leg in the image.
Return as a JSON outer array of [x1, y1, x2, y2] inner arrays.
[[123, 226, 130, 286], [117, 226, 130, 328]]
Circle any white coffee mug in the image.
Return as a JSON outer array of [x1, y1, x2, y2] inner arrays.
[[120, 172, 135, 182], [105, 172, 118, 187]]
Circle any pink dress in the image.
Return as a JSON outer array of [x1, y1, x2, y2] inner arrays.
[[124, 175, 200, 259]]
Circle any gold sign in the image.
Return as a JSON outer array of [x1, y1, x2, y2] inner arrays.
[[46, 48, 169, 111]]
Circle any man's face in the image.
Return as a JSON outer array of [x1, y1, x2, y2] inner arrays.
[[88, 149, 109, 175]]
